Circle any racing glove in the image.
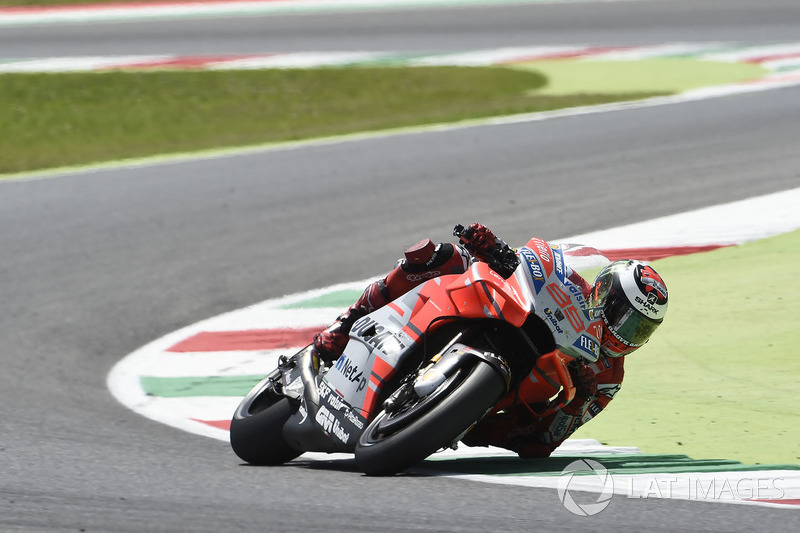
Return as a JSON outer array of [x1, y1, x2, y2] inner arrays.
[[457, 223, 497, 260], [454, 223, 519, 279], [563, 361, 598, 415]]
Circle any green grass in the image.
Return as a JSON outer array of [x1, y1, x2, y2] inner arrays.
[[0, 68, 663, 174], [514, 58, 768, 95], [574, 229, 800, 465]]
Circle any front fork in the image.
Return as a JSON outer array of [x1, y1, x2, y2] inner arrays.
[[383, 341, 511, 415]]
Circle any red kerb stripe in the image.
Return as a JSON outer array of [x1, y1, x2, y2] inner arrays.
[[168, 326, 323, 352], [601, 244, 731, 262], [103, 54, 262, 70], [500, 46, 634, 63], [745, 52, 800, 64], [748, 499, 800, 506], [193, 418, 231, 431]]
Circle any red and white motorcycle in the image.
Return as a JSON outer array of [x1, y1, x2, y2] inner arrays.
[[230, 225, 603, 475]]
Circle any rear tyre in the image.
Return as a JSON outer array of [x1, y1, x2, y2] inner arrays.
[[230, 377, 302, 465], [354, 362, 505, 476]]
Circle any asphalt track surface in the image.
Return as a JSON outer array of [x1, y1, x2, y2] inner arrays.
[[3, 1, 800, 531], [2, 0, 800, 57]]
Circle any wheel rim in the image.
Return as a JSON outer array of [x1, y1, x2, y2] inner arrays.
[[365, 368, 465, 442]]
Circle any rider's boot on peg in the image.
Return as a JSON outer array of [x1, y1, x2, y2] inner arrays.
[[312, 279, 389, 363]]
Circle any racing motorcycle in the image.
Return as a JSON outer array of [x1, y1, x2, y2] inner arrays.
[[230, 225, 604, 475]]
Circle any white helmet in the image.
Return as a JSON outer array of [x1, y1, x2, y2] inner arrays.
[[588, 260, 668, 357]]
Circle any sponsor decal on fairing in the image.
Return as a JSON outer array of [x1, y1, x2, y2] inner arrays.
[[315, 405, 351, 444], [544, 308, 566, 334], [573, 334, 600, 359], [334, 355, 364, 384], [520, 247, 547, 294], [552, 245, 567, 284], [351, 316, 408, 354]]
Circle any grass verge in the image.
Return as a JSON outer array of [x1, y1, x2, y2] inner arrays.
[[574, 229, 800, 465], [0, 68, 664, 174], [514, 58, 768, 95]]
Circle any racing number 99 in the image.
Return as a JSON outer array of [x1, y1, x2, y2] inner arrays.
[[545, 285, 585, 333]]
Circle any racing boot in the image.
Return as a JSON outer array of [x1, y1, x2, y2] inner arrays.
[[312, 279, 390, 363]]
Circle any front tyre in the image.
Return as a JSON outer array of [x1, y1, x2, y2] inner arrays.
[[354, 362, 506, 476], [230, 376, 302, 466]]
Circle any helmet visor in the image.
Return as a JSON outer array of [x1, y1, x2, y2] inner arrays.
[[588, 262, 624, 308], [604, 295, 661, 347]]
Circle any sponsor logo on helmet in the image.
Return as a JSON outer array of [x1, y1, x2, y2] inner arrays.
[[634, 295, 662, 316], [635, 264, 667, 305], [601, 328, 637, 355]]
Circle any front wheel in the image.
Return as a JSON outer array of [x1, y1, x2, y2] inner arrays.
[[354, 362, 506, 476], [230, 376, 302, 466]]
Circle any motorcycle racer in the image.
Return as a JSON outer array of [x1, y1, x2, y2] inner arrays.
[[312, 223, 668, 458]]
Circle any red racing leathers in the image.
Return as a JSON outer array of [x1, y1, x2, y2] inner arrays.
[[313, 228, 625, 458], [462, 352, 624, 458]]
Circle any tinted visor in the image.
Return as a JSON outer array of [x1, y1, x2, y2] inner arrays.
[[604, 294, 661, 347], [588, 262, 622, 309]]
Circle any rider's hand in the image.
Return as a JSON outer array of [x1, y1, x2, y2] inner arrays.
[[570, 361, 598, 398], [458, 223, 497, 261], [454, 223, 519, 279]]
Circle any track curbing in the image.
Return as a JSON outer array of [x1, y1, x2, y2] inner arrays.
[[108, 187, 800, 506]]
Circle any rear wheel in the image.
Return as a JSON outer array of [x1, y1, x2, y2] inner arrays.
[[354, 362, 506, 476], [230, 376, 302, 465]]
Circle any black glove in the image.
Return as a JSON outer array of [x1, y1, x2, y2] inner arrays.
[[454, 223, 520, 279]]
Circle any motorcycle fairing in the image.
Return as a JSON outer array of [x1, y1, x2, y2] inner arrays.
[[323, 261, 532, 422], [307, 238, 602, 450], [518, 237, 603, 363], [282, 346, 372, 453]]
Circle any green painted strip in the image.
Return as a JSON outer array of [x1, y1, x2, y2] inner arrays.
[[424, 454, 800, 476], [279, 289, 362, 309], [141, 375, 263, 398]]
